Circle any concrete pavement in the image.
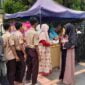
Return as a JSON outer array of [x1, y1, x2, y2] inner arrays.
[[25, 62, 85, 85]]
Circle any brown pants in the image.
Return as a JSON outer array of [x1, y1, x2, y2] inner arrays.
[[15, 50, 26, 83], [25, 47, 39, 84], [6, 59, 16, 85]]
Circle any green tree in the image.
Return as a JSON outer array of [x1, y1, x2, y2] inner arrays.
[[55, 0, 73, 8], [55, 0, 85, 11], [3, 0, 28, 13], [3, 0, 14, 13], [14, 0, 36, 8], [81, 0, 85, 11], [72, 0, 81, 10]]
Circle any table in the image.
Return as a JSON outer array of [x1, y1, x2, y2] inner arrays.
[[51, 44, 61, 68]]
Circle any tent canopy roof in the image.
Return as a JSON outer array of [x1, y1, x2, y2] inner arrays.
[[5, 0, 85, 19]]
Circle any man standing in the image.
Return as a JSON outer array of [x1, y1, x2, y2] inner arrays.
[[14, 22, 26, 85], [25, 18, 39, 85], [2, 23, 16, 85]]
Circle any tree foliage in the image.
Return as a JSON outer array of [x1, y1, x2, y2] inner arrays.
[[3, 0, 28, 13], [55, 0, 85, 11]]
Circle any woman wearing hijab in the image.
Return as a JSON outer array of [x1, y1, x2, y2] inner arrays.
[[38, 24, 52, 76], [59, 23, 77, 85]]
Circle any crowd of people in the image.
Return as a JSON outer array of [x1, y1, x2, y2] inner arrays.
[[0, 17, 77, 85]]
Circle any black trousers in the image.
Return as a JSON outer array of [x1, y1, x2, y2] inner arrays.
[[15, 50, 26, 83], [6, 59, 16, 85], [25, 47, 39, 84], [59, 49, 67, 80]]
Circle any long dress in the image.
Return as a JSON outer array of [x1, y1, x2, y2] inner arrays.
[[38, 24, 52, 76], [63, 23, 76, 85], [63, 48, 75, 85], [39, 45, 52, 76]]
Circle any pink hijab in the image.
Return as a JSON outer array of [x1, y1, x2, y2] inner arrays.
[[22, 21, 31, 31], [23, 21, 31, 28], [20, 21, 31, 35]]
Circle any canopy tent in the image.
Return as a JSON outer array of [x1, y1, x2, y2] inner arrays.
[[4, 0, 85, 19]]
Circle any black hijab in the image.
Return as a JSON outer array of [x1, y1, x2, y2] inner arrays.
[[64, 23, 77, 49]]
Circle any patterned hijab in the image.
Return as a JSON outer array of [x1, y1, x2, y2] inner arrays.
[[39, 24, 50, 42]]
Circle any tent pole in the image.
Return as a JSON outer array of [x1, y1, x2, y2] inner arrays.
[[40, 14, 42, 27], [39, 7, 42, 28]]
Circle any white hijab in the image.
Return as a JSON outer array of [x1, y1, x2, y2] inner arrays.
[[39, 24, 50, 42]]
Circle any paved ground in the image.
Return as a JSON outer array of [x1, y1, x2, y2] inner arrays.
[[25, 62, 85, 85]]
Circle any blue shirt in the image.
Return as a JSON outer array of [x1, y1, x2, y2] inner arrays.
[[49, 27, 58, 40]]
